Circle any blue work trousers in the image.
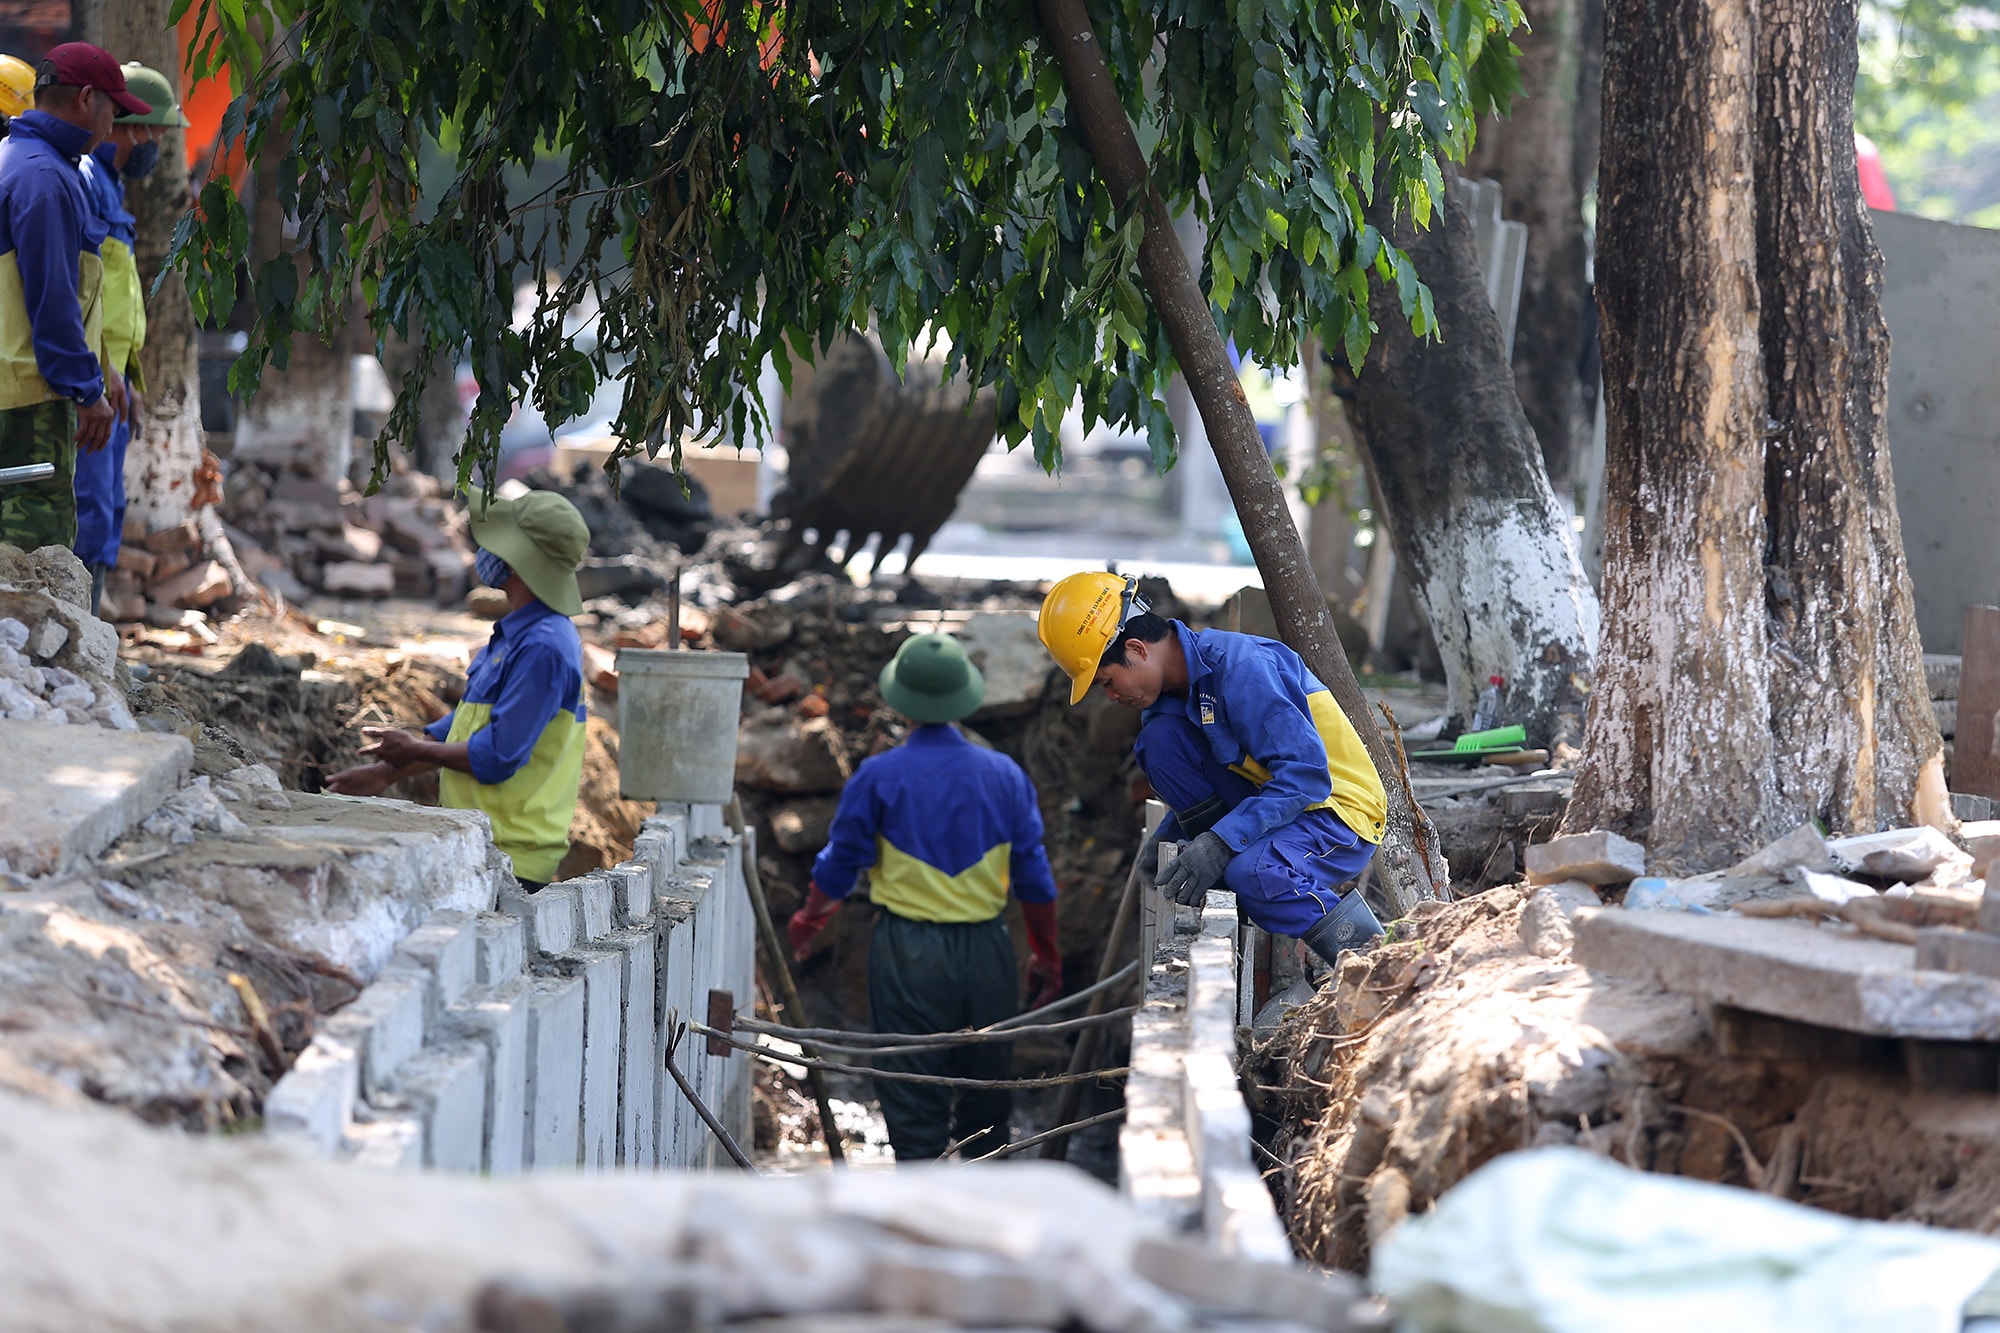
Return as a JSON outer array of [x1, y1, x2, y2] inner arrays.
[[1134, 712, 1376, 937], [72, 408, 129, 569]]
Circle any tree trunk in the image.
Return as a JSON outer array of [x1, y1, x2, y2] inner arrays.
[[78, 0, 206, 533], [1033, 0, 1449, 912], [1564, 0, 1778, 871], [1344, 180, 1599, 749], [1463, 0, 1590, 498], [1753, 0, 1946, 831]]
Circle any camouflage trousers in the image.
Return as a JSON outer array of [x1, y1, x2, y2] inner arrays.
[[0, 400, 77, 551]]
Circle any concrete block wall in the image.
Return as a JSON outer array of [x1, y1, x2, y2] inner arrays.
[[266, 802, 757, 1173]]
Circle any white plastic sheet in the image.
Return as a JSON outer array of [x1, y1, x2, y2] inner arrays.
[[1374, 1147, 2000, 1333]]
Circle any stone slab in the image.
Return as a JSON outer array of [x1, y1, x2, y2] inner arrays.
[[1955, 793, 1996, 824], [1573, 906, 2000, 1040], [576, 873, 617, 941], [444, 977, 531, 1175], [321, 972, 427, 1099], [0, 722, 191, 874], [1526, 830, 1646, 885], [475, 912, 527, 986], [550, 947, 624, 1170], [522, 975, 585, 1169], [610, 861, 653, 924], [499, 881, 579, 958], [387, 1041, 488, 1173], [601, 927, 658, 1168], [262, 1035, 357, 1155], [391, 910, 478, 1014]]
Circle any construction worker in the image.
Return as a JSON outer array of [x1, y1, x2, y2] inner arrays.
[[325, 493, 591, 890], [74, 63, 182, 614], [0, 44, 148, 551], [787, 633, 1062, 1162], [0, 55, 34, 131], [1037, 572, 1387, 965]]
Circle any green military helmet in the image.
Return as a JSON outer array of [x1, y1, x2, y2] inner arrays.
[[878, 633, 985, 724], [115, 63, 188, 127]]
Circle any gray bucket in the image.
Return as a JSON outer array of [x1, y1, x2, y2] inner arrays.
[[616, 649, 750, 803]]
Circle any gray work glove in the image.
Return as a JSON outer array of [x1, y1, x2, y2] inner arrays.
[[1158, 831, 1232, 907]]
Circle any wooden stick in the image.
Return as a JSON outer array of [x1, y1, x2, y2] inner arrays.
[[1041, 851, 1146, 1160], [733, 1005, 1141, 1056], [964, 1107, 1126, 1163], [725, 794, 846, 1165]]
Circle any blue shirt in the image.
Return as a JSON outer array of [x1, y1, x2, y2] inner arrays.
[[0, 111, 106, 404], [79, 143, 134, 248], [1141, 622, 1387, 852], [813, 723, 1058, 923], [426, 599, 586, 785]]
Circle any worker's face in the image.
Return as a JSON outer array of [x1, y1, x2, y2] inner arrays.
[[108, 122, 153, 168], [78, 87, 114, 149], [1093, 638, 1165, 709]]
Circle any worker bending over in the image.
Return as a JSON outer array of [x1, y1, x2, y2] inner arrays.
[[1038, 572, 1386, 965], [788, 633, 1062, 1162], [326, 493, 590, 890]]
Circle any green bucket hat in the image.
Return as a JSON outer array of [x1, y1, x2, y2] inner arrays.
[[115, 63, 188, 127], [879, 633, 985, 724], [469, 491, 590, 617]]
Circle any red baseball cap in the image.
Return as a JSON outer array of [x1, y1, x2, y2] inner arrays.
[[36, 43, 152, 118]]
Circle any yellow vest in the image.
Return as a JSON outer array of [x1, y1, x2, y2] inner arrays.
[[438, 701, 587, 883], [0, 248, 102, 411], [1227, 689, 1388, 845], [868, 837, 1014, 923], [97, 236, 144, 387]]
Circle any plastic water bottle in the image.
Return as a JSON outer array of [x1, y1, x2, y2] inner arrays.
[[1471, 675, 1505, 731]]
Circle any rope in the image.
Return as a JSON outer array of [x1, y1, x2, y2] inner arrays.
[[961, 1107, 1126, 1163], [696, 1024, 1129, 1090], [733, 1004, 1139, 1055]]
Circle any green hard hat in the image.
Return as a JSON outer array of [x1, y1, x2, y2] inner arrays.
[[115, 63, 188, 127], [879, 633, 985, 725]]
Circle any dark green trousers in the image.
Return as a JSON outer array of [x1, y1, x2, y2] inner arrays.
[[0, 401, 76, 551], [868, 910, 1019, 1161]]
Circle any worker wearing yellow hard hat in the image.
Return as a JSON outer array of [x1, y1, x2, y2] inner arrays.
[[0, 55, 34, 121], [1038, 571, 1389, 964]]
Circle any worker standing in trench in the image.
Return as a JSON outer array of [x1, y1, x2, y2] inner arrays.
[[1038, 572, 1387, 966], [786, 632, 1063, 1162], [325, 492, 591, 891]]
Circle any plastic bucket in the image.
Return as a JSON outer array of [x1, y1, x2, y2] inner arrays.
[[615, 649, 750, 803]]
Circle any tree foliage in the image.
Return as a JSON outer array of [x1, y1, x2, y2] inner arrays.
[[1857, 2, 2000, 226], [169, 0, 1519, 490]]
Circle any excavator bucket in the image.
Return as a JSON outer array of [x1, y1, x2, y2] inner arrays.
[[772, 334, 996, 575]]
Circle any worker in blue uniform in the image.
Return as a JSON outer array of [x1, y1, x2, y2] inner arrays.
[[1038, 571, 1387, 965], [788, 632, 1062, 1162]]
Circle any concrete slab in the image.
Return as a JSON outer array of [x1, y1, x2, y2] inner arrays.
[[522, 975, 585, 1169], [654, 896, 698, 1167], [444, 977, 531, 1175], [262, 1035, 357, 1155], [475, 912, 527, 986], [343, 1114, 424, 1170], [576, 873, 617, 941], [549, 947, 624, 1171], [610, 861, 653, 924], [0, 721, 190, 875], [391, 910, 478, 1014], [1573, 906, 2000, 1040], [1526, 830, 1646, 885], [499, 881, 579, 958], [321, 972, 427, 1099], [601, 927, 658, 1168], [387, 1041, 488, 1173]]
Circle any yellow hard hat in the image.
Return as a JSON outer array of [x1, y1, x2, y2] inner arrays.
[[0, 56, 34, 119], [1038, 571, 1150, 706]]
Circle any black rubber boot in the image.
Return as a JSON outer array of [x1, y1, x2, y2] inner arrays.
[[1301, 890, 1385, 966]]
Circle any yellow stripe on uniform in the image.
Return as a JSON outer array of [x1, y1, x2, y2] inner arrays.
[[1225, 689, 1387, 844], [0, 250, 102, 410], [98, 236, 145, 388], [437, 700, 586, 883], [867, 836, 1013, 923]]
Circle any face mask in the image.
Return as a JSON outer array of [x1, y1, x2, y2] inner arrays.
[[474, 549, 510, 588], [121, 140, 159, 180]]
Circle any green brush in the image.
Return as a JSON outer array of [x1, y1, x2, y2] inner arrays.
[[1451, 724, 1526, 753]]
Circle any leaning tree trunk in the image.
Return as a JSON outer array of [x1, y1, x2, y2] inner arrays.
[[1033, 0, 1450, 912], [1344, 179, 1599, 750], [1463, 0, 1591, 498], [1564, 0, 1779, 870], [79, 0, 206, 533], [1754, 0, 1946, 832]]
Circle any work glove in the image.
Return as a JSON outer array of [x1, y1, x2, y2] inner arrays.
[[1021, 899, 1063, 1009], [787, 883, 840, 960], [1158, 831, 1232, 907]]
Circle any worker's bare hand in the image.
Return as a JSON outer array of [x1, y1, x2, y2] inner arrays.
[[104, 367, 126, 424], [127, 387, 144, 436], [324, 762, 395, 797], [74, 396, 114, 453], [359, 726, 430, 767]]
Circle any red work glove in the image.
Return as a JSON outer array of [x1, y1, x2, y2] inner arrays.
[[1021, 899, 1063, 1009], [787, 883, 840, 960]]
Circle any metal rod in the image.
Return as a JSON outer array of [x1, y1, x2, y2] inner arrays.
[[711, 1027, 1129, 1089], [1042, 850, 1148, 1160], [734, 1004, 1140, 1055], [963, 1107, 1127, 1163], [725, 794, 846, 1165], [984, 961, 1140, 1030], [0, 462, 55, 486], [664, 1022, 758, 1173]]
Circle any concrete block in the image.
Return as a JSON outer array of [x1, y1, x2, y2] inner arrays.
[[386, 1040, 488, 1173], [498, 880, 579, 957], [1938, 699, 1960, 740], [689, 803, 725, 838], [1134, 1237, 1365, 1326], [610, 861, 653, 924], [654, 902, 699, 1167], [1518, 882, 1600, 957], [0, 723, 192, 874], [475, 911, 527, 985], [576, 873, 617, 941], [391, 910, 479, 1016], [600, 927, 658, 1168], [1831, 826, 1971, 880], [1186, 935, 1238, 1055], [444, 977, 531, 1175], [1574, 905, 2000, 1040], [320, 972, 427, 1099], [1526, 830, 1646, 885], [1202, 1162, 1296, 1265], [343, 1114, 424, 1171], [1929, 653, 1963, 701], [1498, 783, 1568, 820], [1181, 1049, 1250, 1178], [1917, 927, 2000, 979], [523, 975, 586, 1169], [868, 1248, 1066, 1327], [262, 1034, 357, 1156], [549, 947, 624, 1170], [1955, 793, 1996, 824]]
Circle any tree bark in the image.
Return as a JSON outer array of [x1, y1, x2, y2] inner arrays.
[[1344, 180, 1599, 749], [1464, 0, 1590, 498], [78, 0, 206, 533], [1032, 0, 1449, 911], [1564, 0, 1778, 870], [1754, 0, 1946, 831]]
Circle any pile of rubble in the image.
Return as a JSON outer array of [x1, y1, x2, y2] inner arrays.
[[0, 545, 135, 728]]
